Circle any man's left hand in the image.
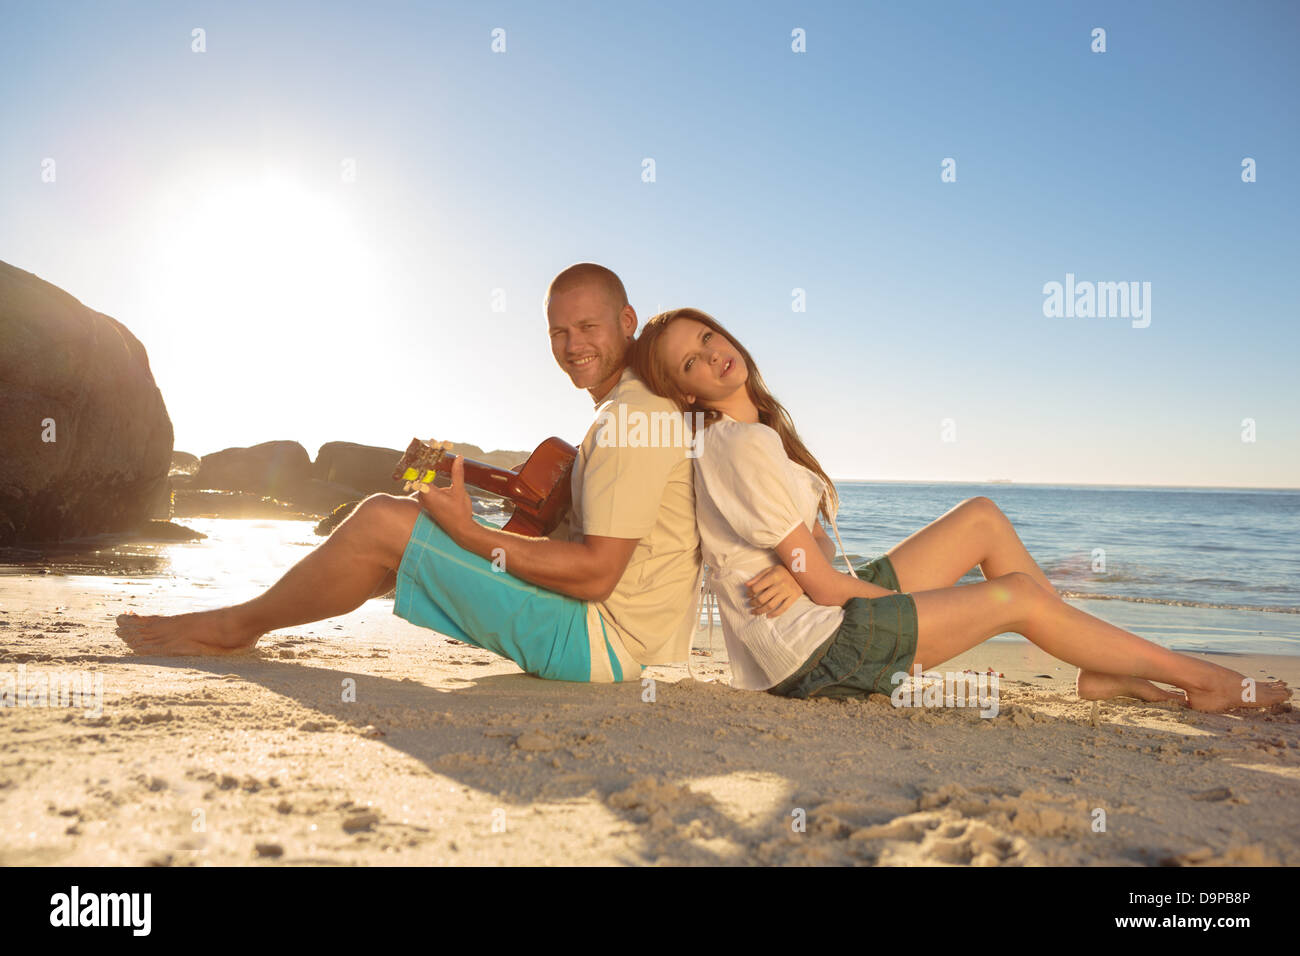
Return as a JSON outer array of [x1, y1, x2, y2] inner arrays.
[[417, 455, 474, 540]]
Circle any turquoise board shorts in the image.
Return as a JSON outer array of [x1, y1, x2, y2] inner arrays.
[[392, 510, 628, 683]]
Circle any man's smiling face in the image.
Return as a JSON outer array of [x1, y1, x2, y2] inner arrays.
[[547, 284, 635, 398]]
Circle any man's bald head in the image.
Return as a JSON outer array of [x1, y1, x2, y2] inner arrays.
[[545, 263, 637, 399], [544, 263, 629, 315]]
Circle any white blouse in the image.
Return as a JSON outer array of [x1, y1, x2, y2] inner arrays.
[[693, 415, 847, 690]]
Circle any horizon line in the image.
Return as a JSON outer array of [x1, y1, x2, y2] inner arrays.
[[830, 479, 1300, 491]]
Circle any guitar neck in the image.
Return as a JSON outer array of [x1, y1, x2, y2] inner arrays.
[[436, 455, 542, 508]]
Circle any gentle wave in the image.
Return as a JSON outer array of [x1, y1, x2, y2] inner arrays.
[[1058, 591, 1300, 614]]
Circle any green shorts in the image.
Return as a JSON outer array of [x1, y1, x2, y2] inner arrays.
[[392, 510, 630, 682], [766, 554, 918, 700]]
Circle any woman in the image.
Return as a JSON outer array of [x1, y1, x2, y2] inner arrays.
[[632, 308, 1290, 713]]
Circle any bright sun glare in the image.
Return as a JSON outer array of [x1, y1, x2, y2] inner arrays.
[[143, 171, 376, 351], [137, 169, 386, 454]]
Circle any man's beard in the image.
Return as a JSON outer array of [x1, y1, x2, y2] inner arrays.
[[572, 350, 624, 389]]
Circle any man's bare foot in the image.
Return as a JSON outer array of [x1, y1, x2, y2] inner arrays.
[[1076, 669, 1186, 704], [1181, 667, 1292, 713], [115, 608, 262, 656]]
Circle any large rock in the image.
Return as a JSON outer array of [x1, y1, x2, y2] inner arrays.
[[0, 261, 173, 545], [133, 437, 534, 524], [313, 440, 530, 499], [192, 441, 313, 498], [312, 441, 405, 496], [170, 451, 199, 475], [444, 441, 530, 471]]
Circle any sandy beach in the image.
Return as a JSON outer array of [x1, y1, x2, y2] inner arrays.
[[2, 570, 1296, 867]]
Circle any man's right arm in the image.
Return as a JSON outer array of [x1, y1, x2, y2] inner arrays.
[[449, 518, 638, 603]]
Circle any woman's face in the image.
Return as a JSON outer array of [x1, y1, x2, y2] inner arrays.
[[658, 317, 749, 406]]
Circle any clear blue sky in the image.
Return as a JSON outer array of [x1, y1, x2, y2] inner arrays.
[[2, 0, 1296, 487]]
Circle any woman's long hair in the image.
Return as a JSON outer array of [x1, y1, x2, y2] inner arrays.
[[632, 307, 839, 522]]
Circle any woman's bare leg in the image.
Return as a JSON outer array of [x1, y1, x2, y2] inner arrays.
[[884, 497, 1175, 702], [909, 572, 1291, 713], [115, 494, 421, 655], [884, 496, 1055, 594]]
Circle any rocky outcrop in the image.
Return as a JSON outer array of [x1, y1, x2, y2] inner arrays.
[[0, 261, 173, 545], [312, 440, 529, 499], [312, 441, 405, 497], [442, 441, 530, 471], [192, 440, 313, 499], [170, 451, 199, 475], [137, 519, 207, 542], [185, 441, 371, 519]]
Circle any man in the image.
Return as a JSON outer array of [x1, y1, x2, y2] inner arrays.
[[116, 263, 702, 684]]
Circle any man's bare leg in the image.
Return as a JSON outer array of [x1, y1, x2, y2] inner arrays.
[[116, 495, 421, 655]]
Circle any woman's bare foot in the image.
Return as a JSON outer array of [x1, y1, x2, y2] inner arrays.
[[1181, 665, 1292, 713], [115, 608, 262, 656], [1076, 669, 1186, 704]]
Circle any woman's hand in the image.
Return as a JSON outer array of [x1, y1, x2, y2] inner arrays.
[[775, 524, 894, 606], [745, 564, 805, 617]]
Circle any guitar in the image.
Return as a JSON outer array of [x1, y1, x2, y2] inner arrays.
[[392, 437, 577, 537]]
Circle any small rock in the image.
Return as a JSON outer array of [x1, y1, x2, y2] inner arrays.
[[1190, 787, 1233, 802], [343, 811, 380, 833], [254, 842, 284, 858], [514, 731, 559, 752], [1164, 846, 1215, 865], [359, 725, 385, 739]]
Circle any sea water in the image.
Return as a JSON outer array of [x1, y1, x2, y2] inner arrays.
[[827, 482, 1300, 655], [2, 483, 1296, 656]]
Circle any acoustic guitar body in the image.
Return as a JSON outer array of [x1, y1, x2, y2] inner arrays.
[[393, 436, 578, 538], [500, 438, 578, 537]]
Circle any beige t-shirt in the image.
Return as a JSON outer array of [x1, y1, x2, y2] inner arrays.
[[565, 367, 701, 666]]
